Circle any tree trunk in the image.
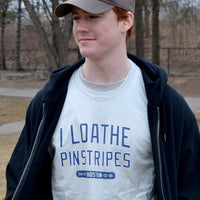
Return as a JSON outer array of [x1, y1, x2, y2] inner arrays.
[[152, 0, 160, 65], [16, 0, 23, 71], [135, 0, 144, 58], [52, 0, 72, 67], [23, 0, 58, 71], [0, 2, 7, 70], [144, 0, 150, 38]]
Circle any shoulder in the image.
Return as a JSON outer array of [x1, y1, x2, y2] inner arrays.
[[163, 84, 197, 130], [163, 84, 191, 113], [30, 58, 85, 108]]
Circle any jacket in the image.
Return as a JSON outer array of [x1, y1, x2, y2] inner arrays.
[[5, 53, 200, 200]]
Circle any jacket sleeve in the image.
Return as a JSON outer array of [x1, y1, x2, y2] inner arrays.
[[5, 103, 36, 200], [177, 110, 200, 199]]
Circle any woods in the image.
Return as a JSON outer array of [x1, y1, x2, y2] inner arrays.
[[0, 0, 200, 72]]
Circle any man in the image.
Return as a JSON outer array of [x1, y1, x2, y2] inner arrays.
[[5, 0, 200, 199]]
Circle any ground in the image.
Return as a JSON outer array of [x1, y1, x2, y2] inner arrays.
[[168, 75, 200, 97], [0, 74, 200, 97]]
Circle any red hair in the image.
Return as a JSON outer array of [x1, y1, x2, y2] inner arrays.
[[113, 7, 133, 43]]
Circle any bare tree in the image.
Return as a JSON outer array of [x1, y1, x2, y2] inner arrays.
[[0, 0, 9, 70], [135, 0, 144, 58], [23, 0, 58, 70], [144, 0, 150, 38], [16, 0, 23, 71], [51, 0, 72, 67], [22, 0, 72, 70], [152, 0, 160, 65]]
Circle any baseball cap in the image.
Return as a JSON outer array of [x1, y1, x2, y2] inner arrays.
[[55, 0, 135, 17]]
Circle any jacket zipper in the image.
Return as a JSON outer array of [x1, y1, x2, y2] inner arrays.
[[12, 103, 46, 200], [156, 107, 166, 200]]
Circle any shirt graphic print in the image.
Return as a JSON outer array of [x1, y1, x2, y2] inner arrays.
[[51, 61, 155, 200]]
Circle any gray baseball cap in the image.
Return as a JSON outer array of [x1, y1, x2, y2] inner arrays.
[[55, 0, 135, 17]]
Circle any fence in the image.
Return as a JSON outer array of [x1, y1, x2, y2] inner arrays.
[[128, 47, 200, 76], [3, 47, 200, 75]]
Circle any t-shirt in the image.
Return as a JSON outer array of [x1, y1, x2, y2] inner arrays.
[[51, 60, 155, 199]]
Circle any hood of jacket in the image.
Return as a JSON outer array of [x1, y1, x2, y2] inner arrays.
[[41, 53, 168, 107], [128, 53, 168, 106]]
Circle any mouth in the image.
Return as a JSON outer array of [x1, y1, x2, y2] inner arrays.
[[79, 38, 95, 42]]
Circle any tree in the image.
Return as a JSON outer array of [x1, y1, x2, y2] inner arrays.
[[144, 0, 150, 38], [23, 0, 58, 70], [16, 0, 23, 71], [51, 0, 72, 68], [0, 0, 16, 70], [22, 0, 72, 70], [152, 0, 160, 65], [135, 0, 144, 58], [0, 0, 9, 70]]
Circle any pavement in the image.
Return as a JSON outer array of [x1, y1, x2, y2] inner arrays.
[[0, 87, 200, 135], [0, 87, 39, 98]]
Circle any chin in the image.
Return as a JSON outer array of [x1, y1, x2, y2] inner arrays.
[[79, 50, 96, 59]]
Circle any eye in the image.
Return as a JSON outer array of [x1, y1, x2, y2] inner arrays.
[[89, 15, 99, 19], [72, 15, 80, 21], [88, 14, 101, 19]]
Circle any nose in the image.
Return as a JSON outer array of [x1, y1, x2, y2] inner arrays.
[[75, 18, 90, 32]]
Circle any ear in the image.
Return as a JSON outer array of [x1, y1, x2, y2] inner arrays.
[[120, 12, 134, 33]]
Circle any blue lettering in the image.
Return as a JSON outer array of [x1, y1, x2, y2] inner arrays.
[[123, 153, 131, 168], [69, 151, 72, 166], [94, 151, 100, 166], [81, 150, 86, 165], [102, 151, 105, 166], [73, 151, 80, 165], [76, 170, 115, 179], [122, 127, 130, 148], [110, 125, 119, 145], [115, 152, 121, 167], [91, 124, 99, 143], [59, 150, 131, 169], [101, 124, 109, 144], [106, 152, 113, 166], [87, 150, 92, 165], [71, 125, 80, 144], [80, 123, 88, 143], [60, 152, 67, 167]]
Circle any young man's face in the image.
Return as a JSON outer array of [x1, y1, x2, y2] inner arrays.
[[72, 7, 127, 60]]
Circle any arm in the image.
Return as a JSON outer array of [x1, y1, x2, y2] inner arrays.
[[5, 101, 39, 200], [178, 112, 200, 199]]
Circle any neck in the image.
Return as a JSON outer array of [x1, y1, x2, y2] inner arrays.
[[82, 52, 130, 84]]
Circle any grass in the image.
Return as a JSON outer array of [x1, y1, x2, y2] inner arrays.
[[0, 133, 20, 199], [0, 96, 30, 199], [0, 97, 199, 199], [196, 113, 200, 128], [0, 97, 30, 126]]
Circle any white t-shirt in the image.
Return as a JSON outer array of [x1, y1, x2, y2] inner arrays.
[[51, 60, 155, 200]]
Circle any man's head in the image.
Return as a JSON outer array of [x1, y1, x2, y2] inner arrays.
[[55, 0, 135, 43], [55, 0, 135, 17]]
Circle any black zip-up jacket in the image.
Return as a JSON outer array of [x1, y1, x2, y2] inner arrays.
[[5, 54, 200, 200]]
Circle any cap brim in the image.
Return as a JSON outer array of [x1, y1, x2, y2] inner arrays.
[[55, 0, 114, 17]]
